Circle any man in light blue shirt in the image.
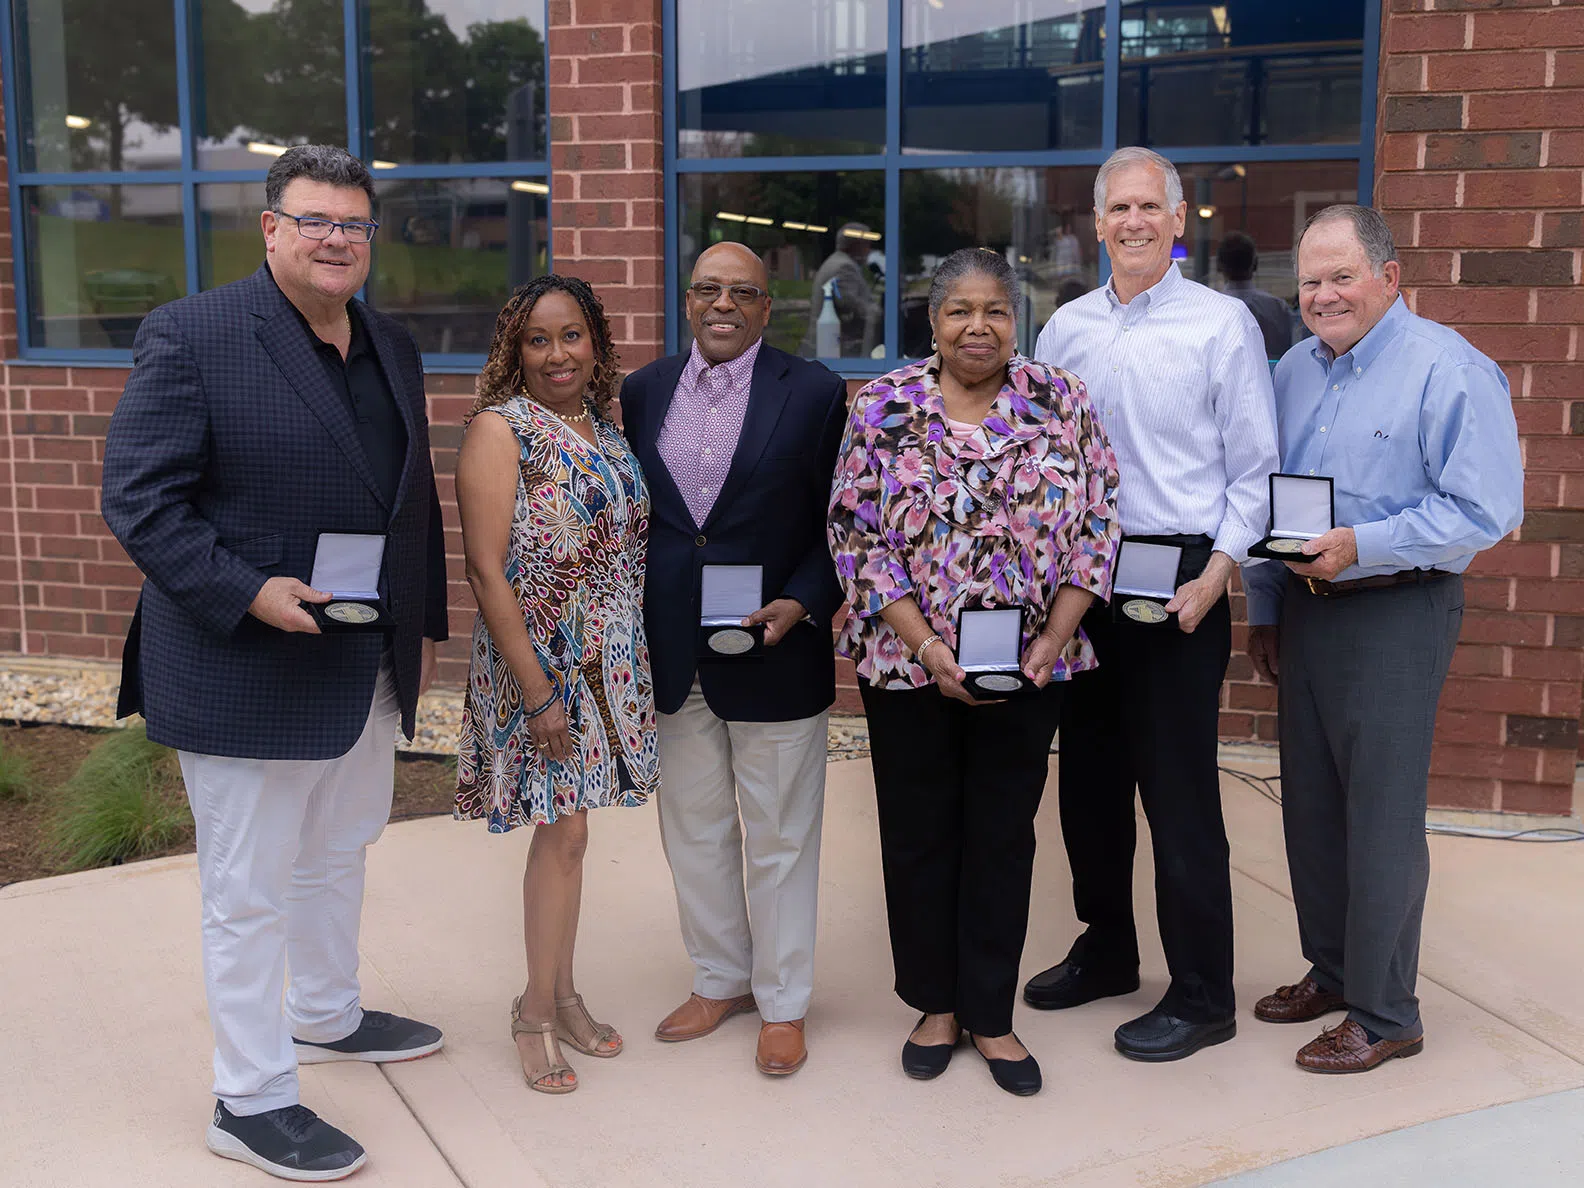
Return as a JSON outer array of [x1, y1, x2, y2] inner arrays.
[[1243, 205, 1522, 1074]]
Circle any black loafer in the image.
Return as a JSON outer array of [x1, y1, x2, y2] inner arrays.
[[1023, 959, 1140, 1011], [901, 1015, 962, 1080], [1114, 1009, 1237, 1062], [967, 1032, 1042, 1096]]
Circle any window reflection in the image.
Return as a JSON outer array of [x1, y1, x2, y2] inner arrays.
[[900, 168, 1098, 360], [11, 0, 181, 172], [677, 173, 885, 359], [196, 0, 347, 169], [23, 185, 185, 349], [368, 178, 548, 354], [199, 183, 268, 291], [1118, 1, 1365, 147], [1173, 160, 1359, 353], [677, 0, 887, 158], [902, 0, 1104, 153], [363, 0, 546, 165]]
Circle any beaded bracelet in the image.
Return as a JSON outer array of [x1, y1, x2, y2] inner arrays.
[[916, 634, 944, 665], [524, 690, 559, 720]]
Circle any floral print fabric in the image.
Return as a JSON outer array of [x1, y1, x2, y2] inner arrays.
[[456, 396, 659, 829], [828, 354, 1121, 690]]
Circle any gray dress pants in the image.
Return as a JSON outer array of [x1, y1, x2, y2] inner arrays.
[[1277, 572, 1463, 1041]]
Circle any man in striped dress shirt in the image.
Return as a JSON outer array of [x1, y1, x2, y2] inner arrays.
[[1026, 146, 1279, 1063]]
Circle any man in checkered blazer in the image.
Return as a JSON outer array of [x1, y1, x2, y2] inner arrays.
[[102, 146, 448, 1182]]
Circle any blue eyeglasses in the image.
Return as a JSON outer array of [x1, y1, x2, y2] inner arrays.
[[276, 212, 380, 244]]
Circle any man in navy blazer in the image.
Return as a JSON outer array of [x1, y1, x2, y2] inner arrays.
[[621, 242, 846, 1076], [102, 147, 446, 1182]]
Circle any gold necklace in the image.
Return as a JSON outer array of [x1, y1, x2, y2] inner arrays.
[[524, 392, 591, 425]]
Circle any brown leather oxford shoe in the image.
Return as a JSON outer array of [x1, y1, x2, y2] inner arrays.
[[1254, 976, 1346, 1024], [755, 1019, 807, 1076], [654, 993, 756, 1043], [1296, 1019, 1423, 1073]]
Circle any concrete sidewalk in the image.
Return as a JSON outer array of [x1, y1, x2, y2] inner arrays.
[[3, 752, 1582, 1188]]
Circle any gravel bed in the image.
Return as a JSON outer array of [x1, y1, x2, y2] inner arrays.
[[0, 659, 871, 761]]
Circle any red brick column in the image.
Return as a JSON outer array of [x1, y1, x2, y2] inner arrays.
[[547, 0, 665, 371], [1375, 0, 1584, 816]]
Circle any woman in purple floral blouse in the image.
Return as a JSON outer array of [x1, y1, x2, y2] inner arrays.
[[828, 249, 1120, 1096]]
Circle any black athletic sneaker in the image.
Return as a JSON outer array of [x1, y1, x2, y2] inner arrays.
[[293, 1009, 444, 1065], [206, 1101, 366, 1182]]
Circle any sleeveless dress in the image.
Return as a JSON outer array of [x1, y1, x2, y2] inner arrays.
[[455, 396, 659, 830]]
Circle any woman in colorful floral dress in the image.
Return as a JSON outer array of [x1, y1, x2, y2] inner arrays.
[[455, 275, 659, 1095], [828, 249, 1120, 1096]]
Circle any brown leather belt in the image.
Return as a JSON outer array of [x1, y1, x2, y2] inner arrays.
[[1299, 569, 1452, 597]]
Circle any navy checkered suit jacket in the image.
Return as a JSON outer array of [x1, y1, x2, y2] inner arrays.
[[102, 264, 448, 760]]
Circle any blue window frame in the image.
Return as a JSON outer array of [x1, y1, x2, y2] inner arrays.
[[0, 0, 550, 370], [663, 0, 1381, 376]]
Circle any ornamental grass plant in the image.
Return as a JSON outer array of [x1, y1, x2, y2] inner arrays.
[[47, 721, 192, 871], [0, 739, 30, 801]]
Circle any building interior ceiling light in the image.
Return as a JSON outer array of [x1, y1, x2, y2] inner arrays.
[[64, 114, 90, 130], [716, 211, 748, 221], [511, 180, 549, 194], [372, 160, 397, 169], [746, 215, 773, 225], [246, 141, 289, 157]]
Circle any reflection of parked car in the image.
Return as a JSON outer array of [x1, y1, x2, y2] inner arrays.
[[84, 268, 181, 348]]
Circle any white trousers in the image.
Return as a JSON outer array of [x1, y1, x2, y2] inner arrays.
[[656, 684, 827, 1023], [179, 665, 400, 1115]]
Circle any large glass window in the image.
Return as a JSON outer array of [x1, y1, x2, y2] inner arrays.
[[22, 184, 185, 349], [363, 0, 546, 165], [677, 0, 887, 158], [369, 176, 548, 354], [10, 0, 181, 172], [900, 168, 1099, 358], [902, 1, 1105, 154], [1118, 1, 1366, 147], [678, 172, 885, 359], [669, 0, 1378, 371], [4, 0, 549, 362]]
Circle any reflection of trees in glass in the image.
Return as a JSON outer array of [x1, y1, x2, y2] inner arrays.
[[18, 0, 179, 173], [198, 0, 348, 150], [195, 0, 545, 163]]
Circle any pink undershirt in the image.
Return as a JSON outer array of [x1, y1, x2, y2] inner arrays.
[[946, 416, 980, 440]]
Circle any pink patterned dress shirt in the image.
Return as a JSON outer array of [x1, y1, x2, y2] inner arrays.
[[655, 338, 762, 527], [828, 353, 1121, 690]]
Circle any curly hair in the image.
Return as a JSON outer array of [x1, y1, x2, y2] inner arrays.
[[470, 274, 622, 421]]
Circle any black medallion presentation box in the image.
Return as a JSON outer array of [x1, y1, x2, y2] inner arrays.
[[306, 532, 394, 632], [956, 605, 1033, 699], [1247, 473, 1335, 561], [1112, 540, 1182, 627], [699, 564, 765, 659]]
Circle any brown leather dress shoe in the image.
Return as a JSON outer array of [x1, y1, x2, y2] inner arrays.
[[654, 993, 757, 1042], [1254, 976, 1346, 1024], [1296, 1019, 1424, 1073], [756, 1019, 807, 1076]]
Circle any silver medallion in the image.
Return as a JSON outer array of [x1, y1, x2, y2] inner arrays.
[[1265, 537, 1308, 555], [708, 628, 755, 655], [1122, 599, 1168, 625], [325, 601, 379, 625], [974, 673, 1023, 693]]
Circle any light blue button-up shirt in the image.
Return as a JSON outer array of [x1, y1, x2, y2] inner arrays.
[[1242, 297, 1524, 626]]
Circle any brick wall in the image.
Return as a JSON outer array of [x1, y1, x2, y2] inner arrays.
[[1, 1, 1579, 815], [1366, 0, 1584, 817]]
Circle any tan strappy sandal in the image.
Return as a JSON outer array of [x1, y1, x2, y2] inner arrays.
[[555, 993, 623, 1058], [511, 996, 577, 1094]]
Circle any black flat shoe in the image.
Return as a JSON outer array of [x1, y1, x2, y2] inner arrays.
[[967, 1032, 1042, 1096], [1114, 1009, 1237, 1062], [1023, 958, 1140, 1010], [901, 1015, 961, 1080]]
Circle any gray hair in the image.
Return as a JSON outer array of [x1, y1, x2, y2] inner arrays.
[[927, 248, 1022, 321], [1300, 204, 1399, 276], [1093, 146, 1184, 214], [265, 145, 376, 212]]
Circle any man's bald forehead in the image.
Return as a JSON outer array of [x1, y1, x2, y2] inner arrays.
[[693, 242, 767, 287]]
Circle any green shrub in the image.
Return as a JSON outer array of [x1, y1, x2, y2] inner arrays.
[[48, 722, 192, 871], [0, 740, 30, 801]]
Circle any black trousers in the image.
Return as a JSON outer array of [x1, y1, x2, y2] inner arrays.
[[1056, 594, 1235, 1022], [861, 679, 1065, 1037]]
